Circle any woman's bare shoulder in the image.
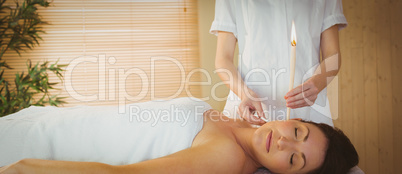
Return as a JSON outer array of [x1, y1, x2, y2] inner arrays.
[[115, 141, 247, 174], [193, 137, 247, 172], [115, 109, 253, 174]]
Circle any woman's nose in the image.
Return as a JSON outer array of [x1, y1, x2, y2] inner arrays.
[[277, 136, 295, 151]]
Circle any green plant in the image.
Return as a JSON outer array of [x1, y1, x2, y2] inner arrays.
[[0, 0, 66, 117]]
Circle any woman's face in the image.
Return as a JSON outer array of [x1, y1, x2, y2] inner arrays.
[[252, 120, 328, 174]]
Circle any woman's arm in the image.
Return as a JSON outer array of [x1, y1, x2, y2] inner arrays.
[[116, 143, 244, 174], [215, 31, 265, 124], [0, 159, 115, 174], [285, 25, 341, 108], [0, 142, 244, 174]]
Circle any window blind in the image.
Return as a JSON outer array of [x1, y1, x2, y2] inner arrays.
[[2, 0, 202, 106]]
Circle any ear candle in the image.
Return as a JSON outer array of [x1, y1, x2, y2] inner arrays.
[[287, 21, 297, 121]]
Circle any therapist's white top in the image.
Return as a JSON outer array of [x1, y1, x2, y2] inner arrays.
[[210, 0, 347, 125]]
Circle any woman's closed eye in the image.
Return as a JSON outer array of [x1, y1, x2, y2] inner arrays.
[[295, 127, 303, 141], [295, 126, 309, 141], [290, 153, 294, 165]]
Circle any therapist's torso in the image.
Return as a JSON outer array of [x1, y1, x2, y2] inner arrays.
[[210, 0, 348, 125]]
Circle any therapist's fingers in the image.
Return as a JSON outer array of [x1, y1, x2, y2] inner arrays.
[[239, 105, 252, 122], [237, 102, 248, 120], [254, 102, 265, 120], [286, 82, 319, 101], [284, 84, 305, 99], [243, 107, 261, 124], [287, 90, 318, 108], [249, 101, 266, 124], [286, 87, 314, 103], [287, 93, 316, 107], [286, 92, 303, 103], [287, 99, 309, 108], [238, 104, 265, 125]]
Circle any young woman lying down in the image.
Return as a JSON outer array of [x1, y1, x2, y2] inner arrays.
[[0, 97, 358, 174]]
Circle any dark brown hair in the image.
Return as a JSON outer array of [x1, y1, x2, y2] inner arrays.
[[304, 121, 359, 174]]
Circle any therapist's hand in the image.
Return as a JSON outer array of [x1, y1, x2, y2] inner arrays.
[[238, 91, 266, 125], [285, 78, 324, 109], [285, 25, 341, 109]]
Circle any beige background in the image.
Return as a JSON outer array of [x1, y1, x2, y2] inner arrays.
[[197, 0, 230, 110], [197, 0, 402, 174]]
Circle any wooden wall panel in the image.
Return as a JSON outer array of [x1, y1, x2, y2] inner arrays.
[[339, 0, 354, 141], [391, 1, 402, 173], [376, 0, 394, 173], [334, 0, 402, 173], [363, 0, 379, 173], [351, 47, 366, 170]]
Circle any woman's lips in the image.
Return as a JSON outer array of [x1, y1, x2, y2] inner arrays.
[[266, 131, 272, 153]]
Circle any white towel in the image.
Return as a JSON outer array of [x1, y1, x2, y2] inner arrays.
[[0, 97, 211, 166]]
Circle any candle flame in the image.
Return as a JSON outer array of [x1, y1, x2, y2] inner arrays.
[[291, 20, 297, 46]]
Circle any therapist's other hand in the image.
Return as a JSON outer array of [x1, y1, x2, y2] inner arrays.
[[285, 79, 322, 109], [238, 91, 266, 125]]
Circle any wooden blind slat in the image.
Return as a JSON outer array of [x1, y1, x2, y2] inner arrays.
[[2, 0, 201, 106]]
